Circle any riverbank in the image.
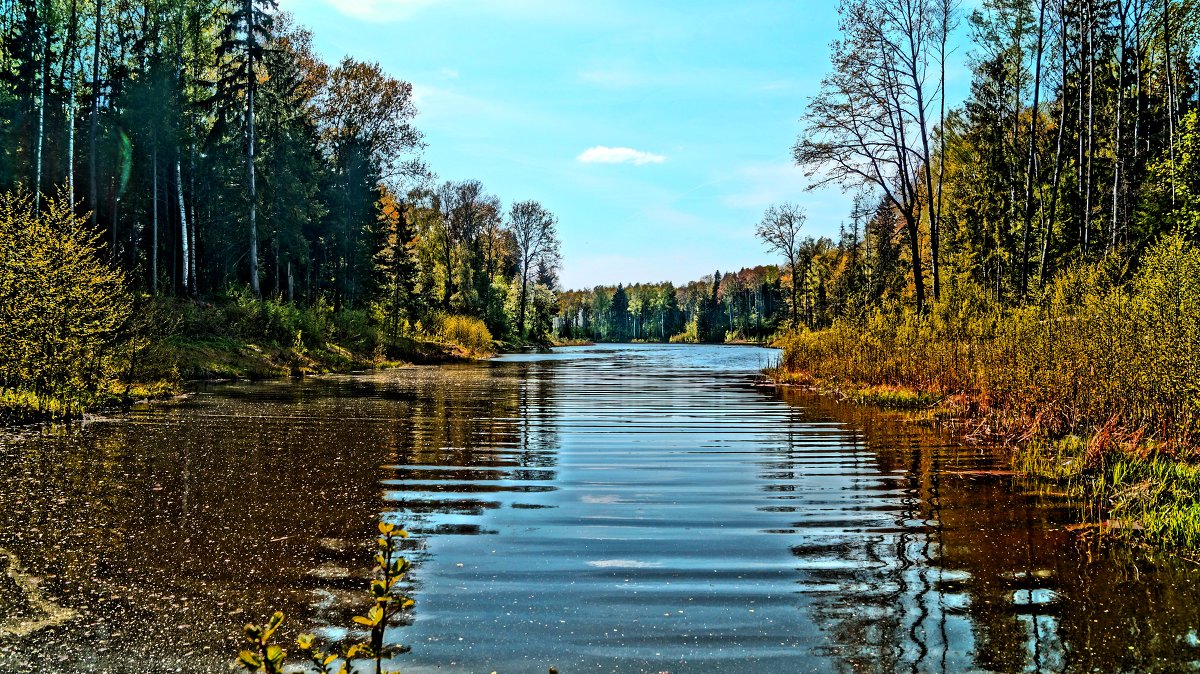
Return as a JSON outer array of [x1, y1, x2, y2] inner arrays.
[[766, 234, 1200, 549], [772, 368, 1200, 549], [0, 296, 494, 426]]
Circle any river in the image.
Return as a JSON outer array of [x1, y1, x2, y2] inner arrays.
[[1, 343, 1198, 673]]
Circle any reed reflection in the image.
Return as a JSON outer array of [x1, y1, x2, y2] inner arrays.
[[777, 390, 1200, 674]]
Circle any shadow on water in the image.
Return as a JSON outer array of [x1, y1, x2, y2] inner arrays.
[[0, 344, 1198, 673]]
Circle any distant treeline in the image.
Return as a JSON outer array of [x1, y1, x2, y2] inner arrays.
[[0, 0, 561, 347], [555, 265, 792, 343]]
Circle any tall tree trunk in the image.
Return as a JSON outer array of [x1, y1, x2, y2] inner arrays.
[[1021, 0, 1047, 296], [518, 262, 529, 337], [66, 63, 75, 203], [1111, 1, 1129, 251], [1040, 0, 1070, 286], [63, 0, 78, 205], [1083, 0, 1095, 255], [1164, 0, 1177, 208], [151, 145, 158, 295], [914, 58, 940, 303], [788, 255, 798, 329], [176, 158, 190, 295], [936, 0, 950, 300], [34, 0, 48, 212], [188, 191, 197, 295], [89, 0, 100, 227], [906, 211, 925, 315], [245, 0, 260, 297]]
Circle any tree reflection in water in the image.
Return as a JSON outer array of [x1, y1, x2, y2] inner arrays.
[[1, 346, 1200, 673], [782, 390, 1200, 674]]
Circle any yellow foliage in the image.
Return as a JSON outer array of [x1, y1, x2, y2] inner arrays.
[[436, 314, 494, 357], [0, 190, 134, 417]]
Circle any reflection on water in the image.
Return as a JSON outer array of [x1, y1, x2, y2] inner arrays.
[[0, 344, 1199, 673]]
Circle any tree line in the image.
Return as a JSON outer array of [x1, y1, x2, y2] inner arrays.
[[0, 0, 561, 347], [760, 0, 1200, 323], [554, 266, 788, 343]]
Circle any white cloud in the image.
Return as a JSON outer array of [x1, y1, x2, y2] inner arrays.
[[577, 146, 666, 165]]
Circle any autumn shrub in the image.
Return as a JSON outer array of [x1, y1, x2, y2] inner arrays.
[[668, 319, 700, 344], [436, 314, 494, 356], [0, 191, 135, 419]]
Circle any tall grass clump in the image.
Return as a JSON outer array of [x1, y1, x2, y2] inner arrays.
[[0, 191, 136, 421], [777, 234, 1200, 446]]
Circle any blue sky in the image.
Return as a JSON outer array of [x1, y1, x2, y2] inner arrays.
[[280, 0, 971, 289]]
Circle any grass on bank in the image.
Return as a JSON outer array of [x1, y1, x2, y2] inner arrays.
[[768, 234, 1200, 549], [141, 294, 493, 381]]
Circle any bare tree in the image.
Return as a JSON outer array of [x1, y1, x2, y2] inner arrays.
[[756, 202, 806, 329], [795, 0, 951, 314], [509, 200, 560, 338]]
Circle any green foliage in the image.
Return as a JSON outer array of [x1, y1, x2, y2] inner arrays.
[[1142, 110, 1200, 239], [0, 3, 558, 377], [0, 191, 135, 420]]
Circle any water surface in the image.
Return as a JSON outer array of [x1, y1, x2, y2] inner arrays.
[[1, 344, 1198, 673]]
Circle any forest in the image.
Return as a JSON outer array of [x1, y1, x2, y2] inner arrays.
[[777, 0, 1200, 319], [767, 0, 1200, 547], [553, 266, 790, 344], [0, 0, 562, 420]]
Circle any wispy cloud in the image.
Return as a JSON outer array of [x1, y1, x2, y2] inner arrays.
[[720, 162, 807, 210], [316, 0, 616, 24], [577, 146, 666, 165], [320, 0, 439, 21]]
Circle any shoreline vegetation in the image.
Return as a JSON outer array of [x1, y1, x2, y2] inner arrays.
[[765, 234, 1200, 549]]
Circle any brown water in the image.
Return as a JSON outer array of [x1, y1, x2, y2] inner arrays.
[[1, 344, 1199, 673]]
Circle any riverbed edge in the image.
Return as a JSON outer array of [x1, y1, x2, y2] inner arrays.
[[763, 366, 1200, 551]]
